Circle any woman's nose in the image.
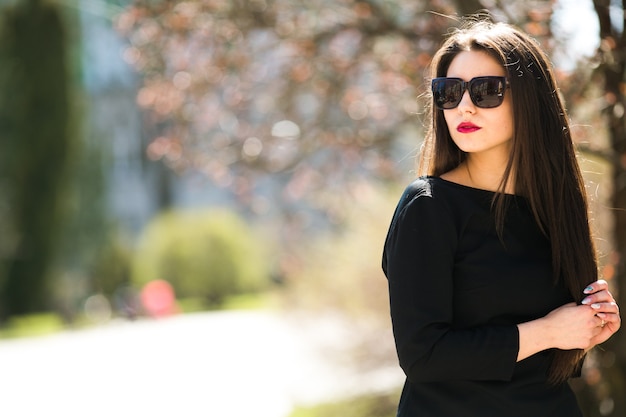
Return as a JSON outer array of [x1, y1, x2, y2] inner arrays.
[[456, 89, 476, 113]]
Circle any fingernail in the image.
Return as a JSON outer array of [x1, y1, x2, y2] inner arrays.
[[584, 286, 594, 294], [591, 303, 601, 309], [596, 312, 607, 319], [581, 297, 591, 305]]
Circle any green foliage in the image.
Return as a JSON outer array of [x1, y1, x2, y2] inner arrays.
[[131, 209, 271, 306], [91, 237, 132, 297], [289, 390, 399, 417]]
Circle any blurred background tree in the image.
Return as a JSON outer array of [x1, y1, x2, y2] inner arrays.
[[0, 0, 75, 321], [113, 0, 558, 276], [576, 1, 626, 415]]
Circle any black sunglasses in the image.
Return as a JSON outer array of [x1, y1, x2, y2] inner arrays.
[[432, 76, 508, 110]]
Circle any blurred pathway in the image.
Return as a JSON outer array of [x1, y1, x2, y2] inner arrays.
[[0, 310, 402, 417]]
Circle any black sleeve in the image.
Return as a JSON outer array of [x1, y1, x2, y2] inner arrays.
[[382, 182, 520, 383]]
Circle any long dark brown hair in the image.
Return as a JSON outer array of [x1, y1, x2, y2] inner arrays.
[[419, 19, 598, 383]]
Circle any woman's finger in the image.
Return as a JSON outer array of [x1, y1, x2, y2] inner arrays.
[[589, 301, 620, 313], [582, 280, 611, 305], [595, 311, 620, 322], [584, 279, 609, 295]]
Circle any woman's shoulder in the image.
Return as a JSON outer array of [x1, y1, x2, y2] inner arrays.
[[401, 176, 466, 201], [384, 178, 466, 247], [396, 175, 495, 217], [401, 176, 435, 199], [396, 176, 457, 213]]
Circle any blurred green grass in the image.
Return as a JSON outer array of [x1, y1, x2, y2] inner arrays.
[[0, 290, 278, 340], [289, 390, 399, 417], [178, 290, 281, 313], [0, 313, 66, 339]]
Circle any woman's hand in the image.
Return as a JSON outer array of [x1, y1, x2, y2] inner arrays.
[[518, 302, 601, 360], [540, 302, 604, 351], [580, 279, 621, 346], [517, 280, 620, 361]]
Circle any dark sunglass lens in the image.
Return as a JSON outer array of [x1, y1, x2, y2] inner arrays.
[[470, 77, 505, 108], [432, 79, 462, 109]]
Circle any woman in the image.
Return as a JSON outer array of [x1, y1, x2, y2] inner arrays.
[[382, 19, 621, 416]]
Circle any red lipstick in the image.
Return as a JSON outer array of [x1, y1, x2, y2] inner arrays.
[[457, 122, 480, 133]]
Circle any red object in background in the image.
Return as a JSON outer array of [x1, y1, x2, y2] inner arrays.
[[140, 279, 177, 317]]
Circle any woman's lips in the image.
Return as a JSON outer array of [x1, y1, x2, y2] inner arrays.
[[457, 122, 480, 133]]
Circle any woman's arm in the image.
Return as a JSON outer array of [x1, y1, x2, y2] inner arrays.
[[384, 182, 519, 383]]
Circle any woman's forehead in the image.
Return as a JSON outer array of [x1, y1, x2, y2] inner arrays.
[[446, 50, 506, 79]]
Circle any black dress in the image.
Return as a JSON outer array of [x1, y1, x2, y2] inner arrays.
[[382, 177, 583, 417]]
